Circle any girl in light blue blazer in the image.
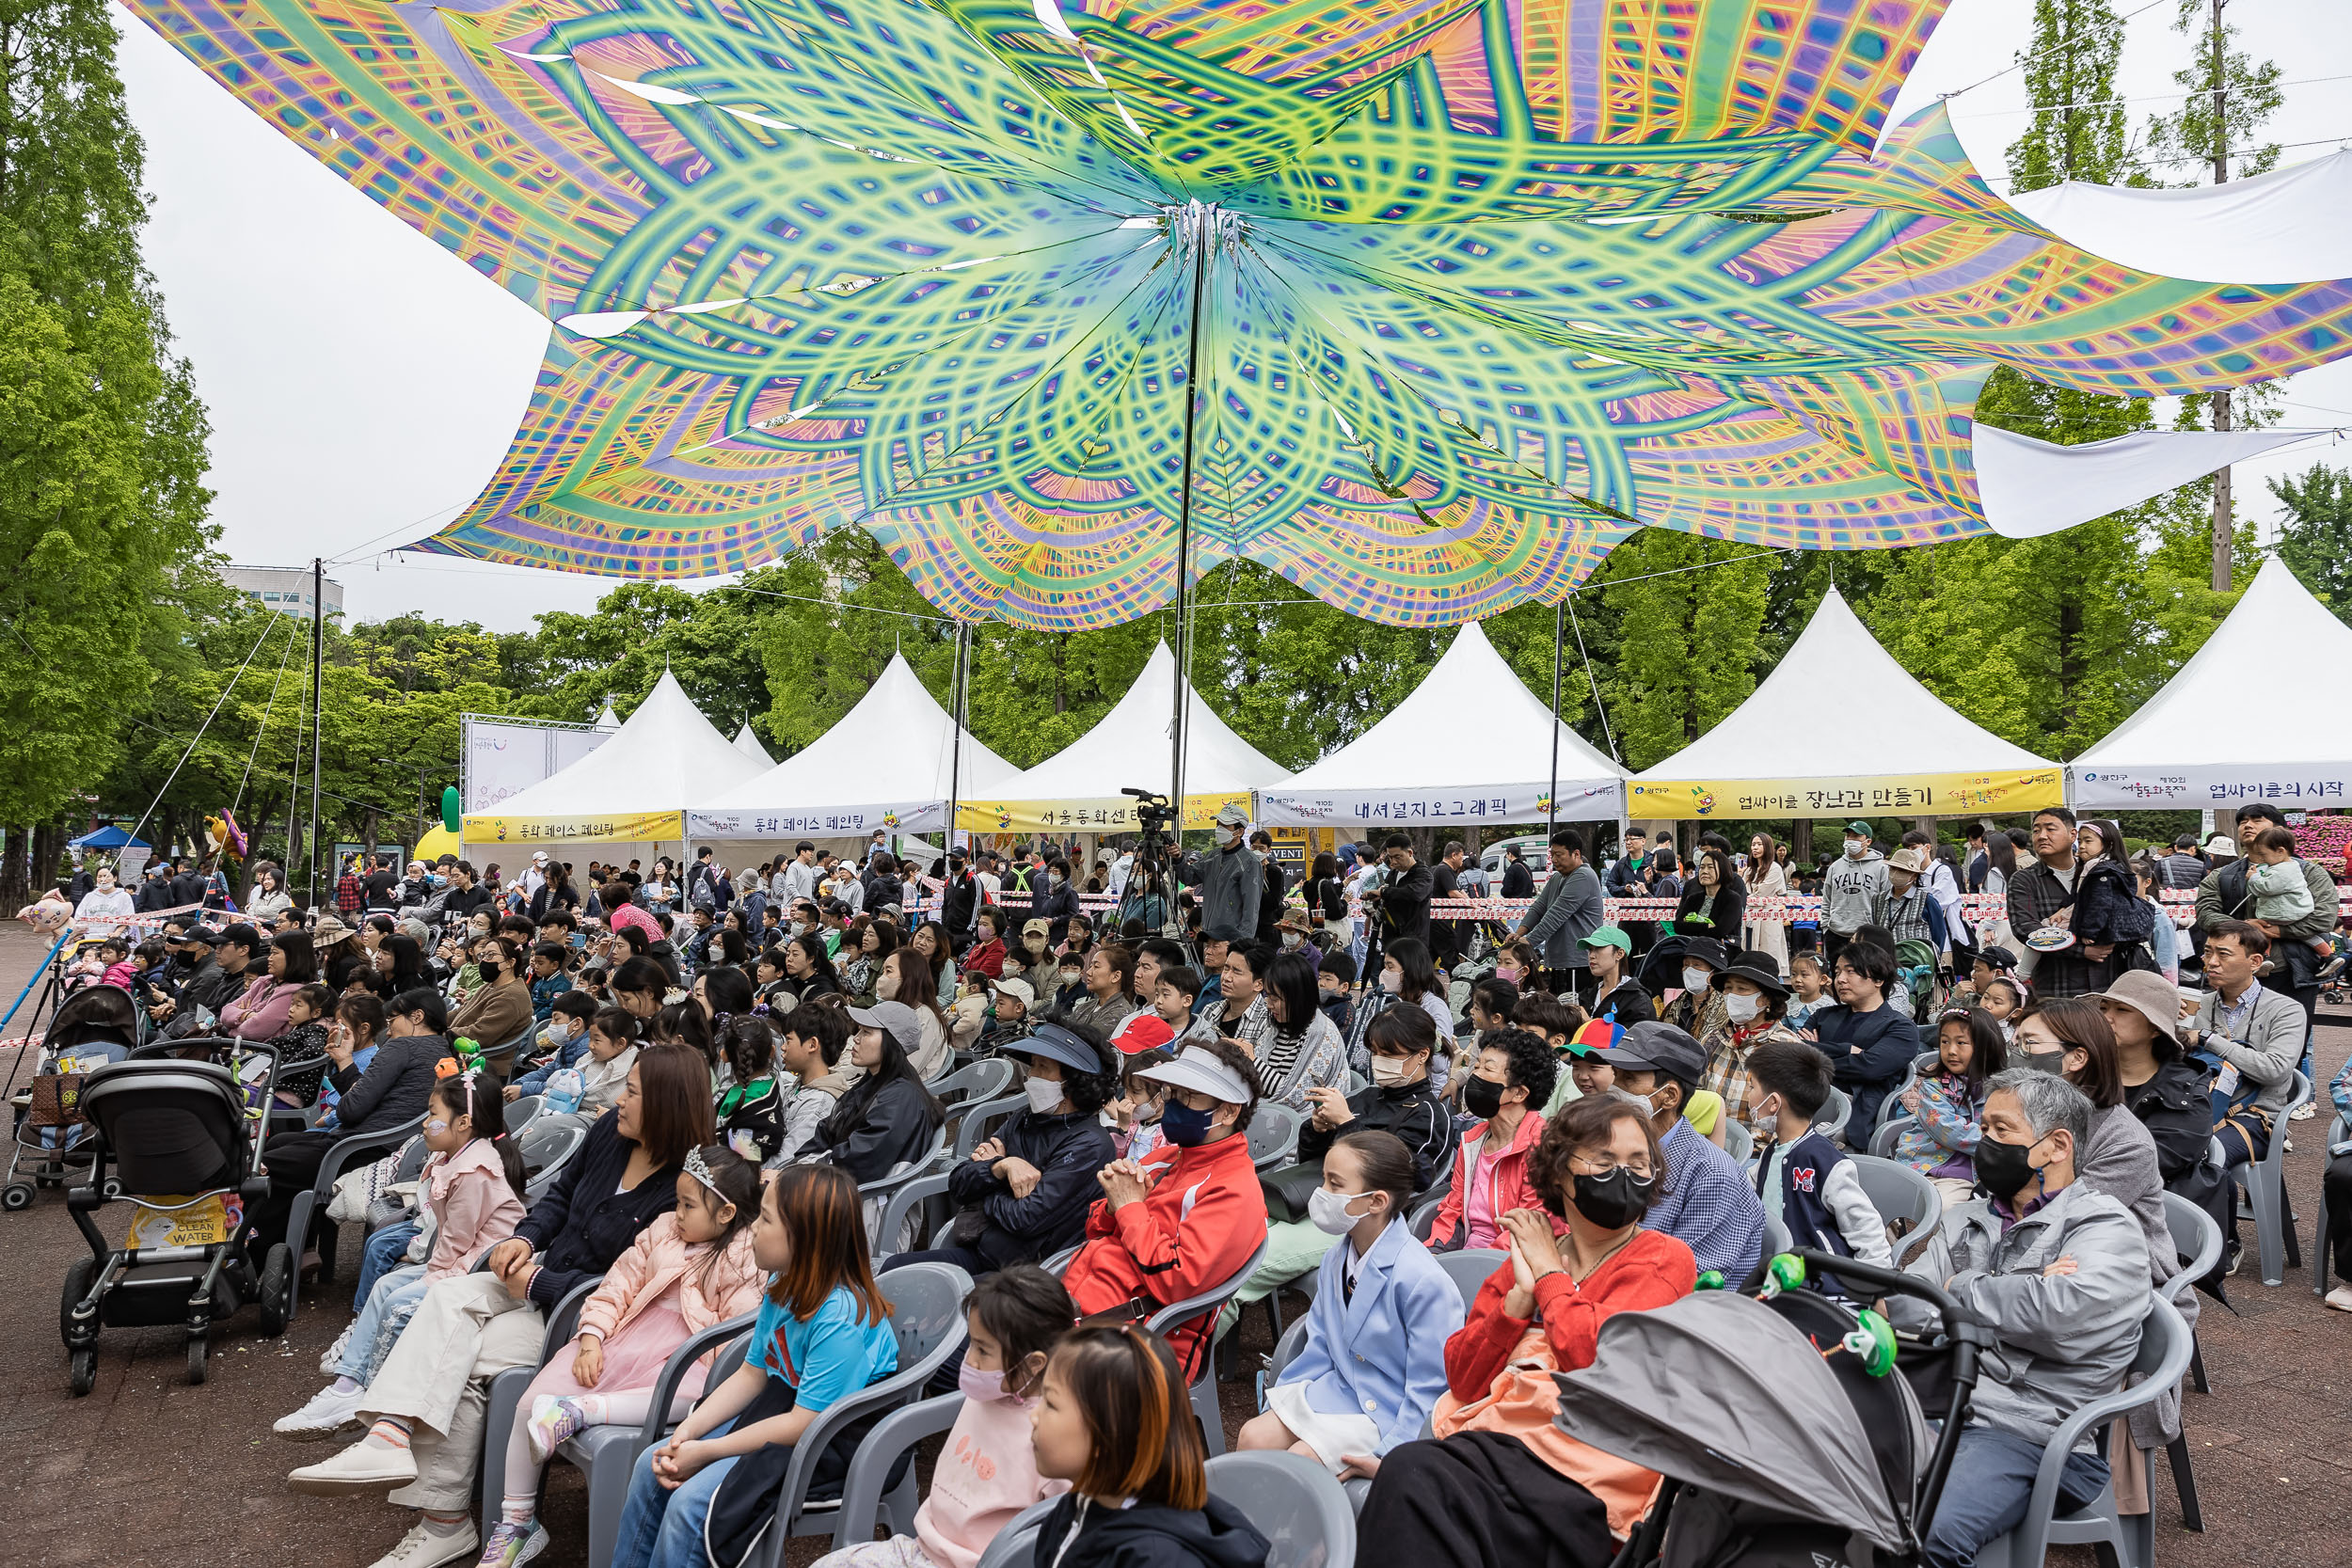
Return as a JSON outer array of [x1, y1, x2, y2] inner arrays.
[[1238, 1129, 1464, 1478]]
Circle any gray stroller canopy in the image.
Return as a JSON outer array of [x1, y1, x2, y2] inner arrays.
[[1550, 1290, 1924, 1552]]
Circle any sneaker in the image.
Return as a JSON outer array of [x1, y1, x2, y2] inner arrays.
[[319, 1323, 354, 1377], [365, 1520, 479, 1568], [511, 1522, 550, 1568], [288, 1435, 419, 1493], [474, 1521, 535, 1568], [526, 1396, 587, 1466], [2291, 1101, 2318, 1121], [2225, 1247, 2244, 1277], [275, 1383, 368, 1440]]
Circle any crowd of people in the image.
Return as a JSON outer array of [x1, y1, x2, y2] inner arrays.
[[17, 796, 2350, 1568]]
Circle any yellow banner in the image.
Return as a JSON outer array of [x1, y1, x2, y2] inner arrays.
[[461, 810, 686, 844], [1626, 769, 2064, 821], [955, 792, 1253, 834]]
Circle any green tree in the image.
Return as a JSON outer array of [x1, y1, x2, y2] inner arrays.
[[1597, 531, 1772, 770], [2267, 463, 2352, 623], [2006, 0, 2132, 192], [0, 0, 215, 900]]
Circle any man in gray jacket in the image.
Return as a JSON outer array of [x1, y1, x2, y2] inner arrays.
[[1923, 1069, 2151, 1568], [1820, 819, 1887, 964], [1199, 803, 1263, 943], [1514, 830, 1604, 1004]]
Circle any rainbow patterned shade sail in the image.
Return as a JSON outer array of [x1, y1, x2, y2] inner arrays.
[[129, 0, 2352, 626]]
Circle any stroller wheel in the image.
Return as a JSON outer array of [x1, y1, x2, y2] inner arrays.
[[185, 1336, 208, 1385], [258, 1243, 294, 1338], [2, 1181, 34, 1212], [68, 1349, 97, 1397], [60, 1256, 96, 1348]]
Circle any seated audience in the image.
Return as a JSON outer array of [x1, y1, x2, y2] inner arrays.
[[1596, 1022, 1765, 1284], [1426, 1030, 1557, 1251]]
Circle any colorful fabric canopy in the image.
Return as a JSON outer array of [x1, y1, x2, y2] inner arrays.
[[129, 0, 2352, 626]]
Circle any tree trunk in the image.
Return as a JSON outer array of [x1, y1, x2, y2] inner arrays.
[[0, 826, 25, 911], [1791, 818, 1815, 867], [32, 821, 63, 898]]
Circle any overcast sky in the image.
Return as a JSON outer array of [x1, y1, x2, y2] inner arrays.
[[115, 0, 2352, 633]]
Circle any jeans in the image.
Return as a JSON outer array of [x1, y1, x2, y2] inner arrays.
[[354, 1220, 421, 1308], [341, 1264, 428, 1381], [1923, 1424, 2109, 1568], [612, 1419, 743, 1568]]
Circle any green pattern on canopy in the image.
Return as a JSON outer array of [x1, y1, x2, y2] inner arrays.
[[125, 0, 2352, 626]]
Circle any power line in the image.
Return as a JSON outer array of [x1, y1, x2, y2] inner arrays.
[[1954, 71, 2352, 119], [1936, 0, 2171, 103]]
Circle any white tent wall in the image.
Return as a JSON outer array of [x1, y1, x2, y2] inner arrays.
[[2071, 558, 2352, 813]]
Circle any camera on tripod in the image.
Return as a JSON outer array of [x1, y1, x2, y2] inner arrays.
[[1120, 786, 1176, 840]]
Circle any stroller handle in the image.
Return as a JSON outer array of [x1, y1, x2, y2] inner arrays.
[[1778, 1248, 1975, 1337]]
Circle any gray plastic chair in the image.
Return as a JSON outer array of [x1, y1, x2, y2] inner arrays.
[[1145, 1235, 1270, 1458], [748, 1260, 975, 1568], [1436, 1248, 1507, 1308], [1203, 1449, 1357, 1568], [953, 1093, 1027, 1163], [1846, 1152, 1938, 1243], [1971, 1295, 2193, 1568], [2313, 1111, 2350, 1299], [1762, 1212, 1792, 1258], [283, 1111, 429, 1312], [863, 1127, 950, 1253], [1249, 1105, 1305, 1171], [2232, 1069, 2311, 1285], [2160, 1190, 2223, 1531], [503, 1094, 546, 1135], [874, 1170, 955, 1262], [476, 1275, 608, 1531], [1406, 1192, 1446, 1243], [1813, 1085, 1851, 1143], [931, 1057, 1016, 1115], [829, 1391, 963, 1549], [1868, 1115, 1915, 1159], [516, 1114, 592, 1206], [1877, 1054, 1930, 1131], [1721, 1117, 1754, 1166], [972, 1497, 1058, 1568]]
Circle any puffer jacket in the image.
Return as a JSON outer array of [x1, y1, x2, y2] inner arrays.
[[575, 1212, 764, 1359], [945, 1107, 1119, 1268], [1063, 1132, 1265, 1376], [1939, 1181, 2151, 1446]]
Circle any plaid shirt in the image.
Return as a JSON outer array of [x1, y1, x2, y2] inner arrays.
[[1646, 1118, 1767, 1279], [2007, 859, 2124, 999], [1703, 1019, 1806, 1137], [334, 873, 363, 914]]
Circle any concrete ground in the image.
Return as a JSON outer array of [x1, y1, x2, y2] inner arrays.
[[1, 919, 2346, 1567]]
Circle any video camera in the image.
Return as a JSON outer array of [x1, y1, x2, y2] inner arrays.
[[1120, 786, 1177, 841]]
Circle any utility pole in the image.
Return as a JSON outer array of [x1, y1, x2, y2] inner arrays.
[[2207, 0, 2233, 593], [308, 557, 325, 910]]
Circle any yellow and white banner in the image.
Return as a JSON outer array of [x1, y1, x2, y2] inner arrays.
[[1627, 769, 2064, 821], [460, 809, 686, 845], [955, 792, 1254, 834]]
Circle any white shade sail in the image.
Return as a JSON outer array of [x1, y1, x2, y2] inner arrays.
[[2072, 557, 2352, 812], [463, 669, 764, 845], [691, 653, 1016, 840], [1628, 589, 2063, 820], [1257, 621, 1623, 829], [2007, 150, 2352, 286], [965, 641, 1292, 832], [1975, 424, 2322, 541]]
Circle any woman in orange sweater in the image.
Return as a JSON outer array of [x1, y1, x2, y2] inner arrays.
[[1356, 1095, 1694, 1566]]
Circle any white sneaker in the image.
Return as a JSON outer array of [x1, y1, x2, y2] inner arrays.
[[2291, 1101, 2318, 1121], [275, 1383, 368, 1440], [365, 1520, 479, 1568], [2325, 1285, 2352, 1314], [319, 1322, 354, 1377], [287, 1435, 419, 1493]]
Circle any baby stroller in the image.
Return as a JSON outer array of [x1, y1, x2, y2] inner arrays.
[[1554, 1251, 1993, 1568], [60, 1037, 294, 1393], [3, 985, 144, 1212]]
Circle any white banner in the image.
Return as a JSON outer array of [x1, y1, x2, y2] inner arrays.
[[462, 715, 613, 814], [688, 800, 945, 840], [1253, 779, 1623, 830], [2070, 765, 2352, 812]]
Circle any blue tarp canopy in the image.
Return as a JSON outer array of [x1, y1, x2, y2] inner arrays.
[[68, 825, 151, 850]]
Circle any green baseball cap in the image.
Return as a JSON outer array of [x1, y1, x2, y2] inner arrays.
[[1579, 925, 1631, 955], [1844, 820, 1873, 836]]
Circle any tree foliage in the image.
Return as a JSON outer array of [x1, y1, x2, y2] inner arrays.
[[2269, 464, 2352, 623]]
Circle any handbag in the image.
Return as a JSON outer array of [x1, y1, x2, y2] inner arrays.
[[1261, 1159, 1327, 1226]]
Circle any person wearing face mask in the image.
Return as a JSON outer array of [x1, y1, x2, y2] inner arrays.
[[1915, 1069, 2151, 1568], [1593, 1022, 1764, 1283], [1239, 1130, 1463, 1477], [1426, 1030, 1558, 1251], [506, 990, 601, 1102], [1355, 1095, 1694, 1568], [1060, 1038, 1269, 1377], [1820, 821, 1888, 968], [1742, 1039, 1892, 1297], [1657, 936, 1729, 1041], [451, 935, 535, 1079], [886, 1022, 1120, 1277], [1696, 954, 1805, 1142], [1200, 805, 1264, 945]]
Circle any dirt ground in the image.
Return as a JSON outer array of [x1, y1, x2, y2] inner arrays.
[[3, 920, 2348, 1568]]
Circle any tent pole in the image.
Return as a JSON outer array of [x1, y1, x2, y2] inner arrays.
[[307, 556, 325, 911], [1168, 205, 1212, 833], [945, 621, 971, 853], [1548, 601, 1564, 840]]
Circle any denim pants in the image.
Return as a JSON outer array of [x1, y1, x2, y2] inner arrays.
[[612, 1418, 743, 1568], [353, 1219, 421, 1308], [1923, 1424, 2110, 1568], [341, 1264, 429, 1382]]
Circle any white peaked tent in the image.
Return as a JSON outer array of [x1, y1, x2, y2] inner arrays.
[[691, 653, 1016, 844], [732, 722, 775, 767], [968, 641, 1293, 832], [595, 705, 622, 730], [1628, 589, 2064, 820], [2073, 558, 2352, 811], [463, 669, 764, 851], [1258, 622, 1624, 829]]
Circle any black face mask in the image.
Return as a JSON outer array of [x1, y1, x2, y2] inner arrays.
[[476, 959, 501, 983], [1461, 1073, 1505, 1120], [1571, 1165, 1655, 1229], [1972, 1132, 2042, 1200]]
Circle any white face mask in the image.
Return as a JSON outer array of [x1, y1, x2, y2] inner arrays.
[[1723, 992, 1762, 1024], [1844, 838, 1868, 859], [1280, 932, 1304, 951], [1681, 966, 1712, 995], [1370, 1054, 1421, 1087], [1380, 968, 1404, 994], [1024, 1075, 1065, 1114], [1307, 1186, 1375, 1236]]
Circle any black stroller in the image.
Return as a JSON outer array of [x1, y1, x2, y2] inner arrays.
[[60, 1037, 294, 1393], [1555, 1251, 1994, 1568]]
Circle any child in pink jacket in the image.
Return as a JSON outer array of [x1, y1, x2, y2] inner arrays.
[[476, 1144, 766, 1568], [806, 1265, 1074, 1568]]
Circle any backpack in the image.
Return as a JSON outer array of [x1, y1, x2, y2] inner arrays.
[[1893, 939, 1941, 1021]]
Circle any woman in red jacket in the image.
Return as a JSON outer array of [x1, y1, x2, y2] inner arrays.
[[1356, 1094, 1695, 1566], [1060, 1037, 1267, 1377]]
